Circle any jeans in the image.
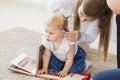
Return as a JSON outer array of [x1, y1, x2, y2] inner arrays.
[[48, 46, 86, 74], [116, 15, 120, 68], [93, 69, 120, 80]]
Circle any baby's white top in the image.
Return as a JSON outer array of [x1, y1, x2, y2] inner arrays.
[[42, 36, 78, 62]]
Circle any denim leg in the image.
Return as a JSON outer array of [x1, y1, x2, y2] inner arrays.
[[116, 15, 120, 68], [69, 46, 86, 74], [93, 69, 120, 80], [49, 46, 86, 74], [48, 52, 65, 72]]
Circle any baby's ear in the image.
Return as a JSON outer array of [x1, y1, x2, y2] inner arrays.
[[61, 30, 66, 36]]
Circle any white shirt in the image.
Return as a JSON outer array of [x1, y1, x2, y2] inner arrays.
[[47, 0, 77, 16], [47, 0, 99, 44], [42, 36, 78, 62]]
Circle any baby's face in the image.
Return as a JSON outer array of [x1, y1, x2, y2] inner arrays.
[[44, 25, 63, 42]]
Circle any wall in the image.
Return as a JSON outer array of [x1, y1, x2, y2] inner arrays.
[[0, 0, 117, 54], [0, 0, 47, 33]]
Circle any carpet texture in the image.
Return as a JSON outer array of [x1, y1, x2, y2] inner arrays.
[[0, 27, 117, 80]]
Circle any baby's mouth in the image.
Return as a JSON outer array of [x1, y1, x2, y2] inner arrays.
[[47, 39, 50, 41]]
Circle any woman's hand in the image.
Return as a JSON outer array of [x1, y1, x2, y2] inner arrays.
[[64, 31, 81, 41], [37, 68, 48, 74], [58, 70, 68, 77]]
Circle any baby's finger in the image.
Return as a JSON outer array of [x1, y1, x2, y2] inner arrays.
[[59, 74, 63, 77], [44, 71, 48, 74], [61, 74, 65, 78], [37, 70, 41, 74]]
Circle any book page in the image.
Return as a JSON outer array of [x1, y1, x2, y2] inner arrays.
[[11, 53, 36, 74]]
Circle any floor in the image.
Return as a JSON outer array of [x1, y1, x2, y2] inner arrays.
[[0, 27, 117, 80]]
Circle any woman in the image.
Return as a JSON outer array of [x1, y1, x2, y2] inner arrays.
[[47, 0, 113, 60], [93, 0, 120, 80]]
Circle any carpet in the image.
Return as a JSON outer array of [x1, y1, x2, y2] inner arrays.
[[0, 27, 117, 80]]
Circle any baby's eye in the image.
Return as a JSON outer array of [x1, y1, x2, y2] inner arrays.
[[49, 32, 53, 34], [45, 31, 48, 33], [45, 30, 54, 35]]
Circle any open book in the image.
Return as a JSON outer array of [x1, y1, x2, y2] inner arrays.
[[8, 53, 61, 80], [8, 53, 91, 80]]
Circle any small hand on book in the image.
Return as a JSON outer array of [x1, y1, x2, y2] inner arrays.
[[37, 68, 48, 74], [58, 70, 68, 77], [37, 69, 68, 78]]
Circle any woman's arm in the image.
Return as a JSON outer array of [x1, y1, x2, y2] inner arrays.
[[58, 44, 75, 77], [78, 19, 99, 44], [65, 19, 99, 44]]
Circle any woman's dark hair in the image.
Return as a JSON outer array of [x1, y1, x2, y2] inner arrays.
[[74, 0, 113, 60], [37, 45, 45, 70], [73, 0, 82, 30]]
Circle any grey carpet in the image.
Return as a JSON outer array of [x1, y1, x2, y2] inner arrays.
[[0, 27, 44, 80], [0, 27, 117, 80]]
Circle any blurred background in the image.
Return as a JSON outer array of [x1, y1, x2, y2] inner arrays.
[[0, 0, 117, 54], [0, 0, 47, 33]]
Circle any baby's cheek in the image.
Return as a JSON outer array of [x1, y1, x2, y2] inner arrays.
[[52, 37, 56, 40]]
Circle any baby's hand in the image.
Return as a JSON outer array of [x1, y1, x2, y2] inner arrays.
[[58, 70, 68, 77], [37, 68, 48, 74]]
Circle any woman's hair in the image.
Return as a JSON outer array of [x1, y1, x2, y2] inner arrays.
[[74, 0, 113, 60], [46, 13, 68, 31], [74, 0, 82, 30]]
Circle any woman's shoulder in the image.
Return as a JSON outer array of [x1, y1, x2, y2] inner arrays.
[[47, 0, 78, 14]]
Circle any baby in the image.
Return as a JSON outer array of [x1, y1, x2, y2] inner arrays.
[[37, 13, 86, 77]]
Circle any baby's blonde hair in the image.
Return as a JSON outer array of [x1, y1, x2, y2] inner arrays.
[[46, 13, 68, 31]]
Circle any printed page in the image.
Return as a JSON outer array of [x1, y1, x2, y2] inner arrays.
[[11, 53, 36, 75]]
